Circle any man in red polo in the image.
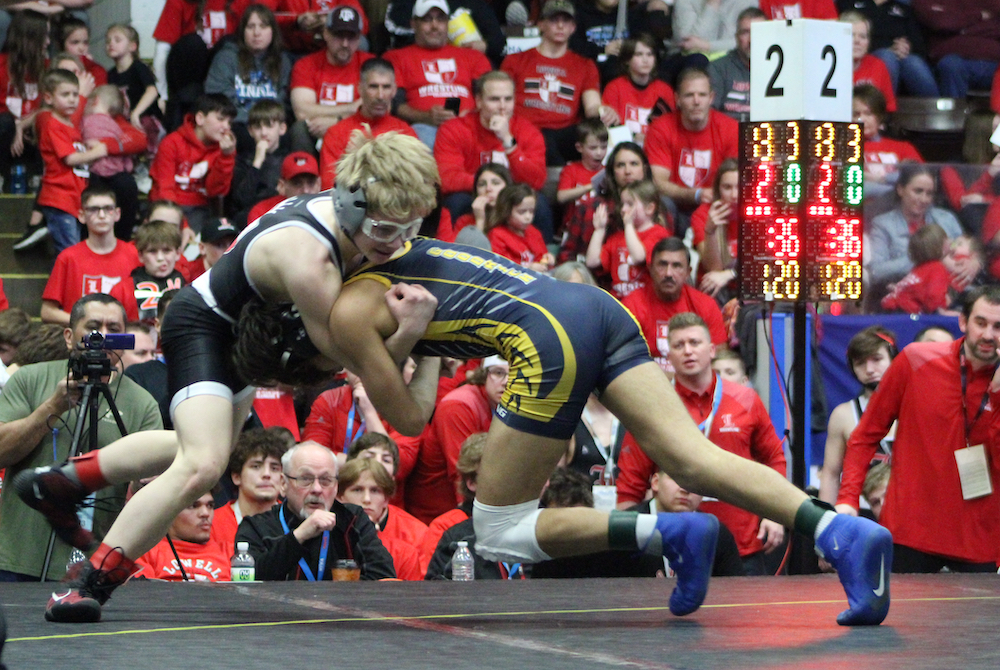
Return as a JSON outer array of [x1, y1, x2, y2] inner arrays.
[[319, 58, 417, 189], [622, 236, 726, 372], [616, 312, 787, 576]]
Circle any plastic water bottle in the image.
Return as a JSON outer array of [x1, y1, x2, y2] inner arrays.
[[10, 165, 26, 194], [452, 541, 474, 581], [231, 541, 255, 582]]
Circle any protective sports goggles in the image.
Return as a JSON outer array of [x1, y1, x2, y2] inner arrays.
[[361, 217, 422, 243]]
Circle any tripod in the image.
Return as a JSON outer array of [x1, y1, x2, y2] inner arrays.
[[39, 351, 128, 580]]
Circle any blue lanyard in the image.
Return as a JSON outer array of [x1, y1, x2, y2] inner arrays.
[[279, 506, 330, 581], [689, 374, 724, 437], [343, 403, 366, 453]]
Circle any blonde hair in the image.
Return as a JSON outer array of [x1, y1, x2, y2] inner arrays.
[[337, 131, 440, 220], [88, 84, 125, 116]]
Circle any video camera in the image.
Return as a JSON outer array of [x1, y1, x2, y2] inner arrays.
[[68, 331, 135, 381]]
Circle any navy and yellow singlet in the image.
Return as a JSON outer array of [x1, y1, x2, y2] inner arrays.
[[349, 238, 652, 439]]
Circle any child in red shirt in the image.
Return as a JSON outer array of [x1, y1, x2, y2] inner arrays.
[[36, 69, 109, 253], [881, 223, 952, 314], [58, 18, 108, 87], [486, 183, 554, 271], [149, 93, 237, 235], [586, 178, 670, 299], [556, 119, 607, 232], [438, 163, 512, 243]]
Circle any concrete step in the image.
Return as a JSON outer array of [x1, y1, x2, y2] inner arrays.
[[0, 197, 52, 316], [0, 195, 36, 234], [3, 276, 46, 314]]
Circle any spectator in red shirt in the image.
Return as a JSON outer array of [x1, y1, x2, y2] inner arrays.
[[602, 35, 674, 146], [853, 84, 921, 199], [690, 157, 739, 302], [646, 67, 738, 220], [136, 491, 232, 581], [434, 70, 550, 238], [486, 183, 554, 271], [36, 69, 109, 254], [268, 0, 368, 55], [211, 427, 289, 550], [319, 58, 416, 189], [556, 119, 607, 232], [500, 0, 616, 165], [585, 178, 670, 299], [58, 18, 107, 88], [435, 162, 511, 243], [622, 236, 727, 372], [40, 185, 140, 326], [0, 11, 48, 188], [843, 11, 897, 112], [384, 0, 492, 150], [881, 223, 953, 314], [149, 94, 237, 235], [289, 6, 373, 154]]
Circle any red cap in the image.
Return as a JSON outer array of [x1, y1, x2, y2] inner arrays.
[[281, 152, 320, 181]]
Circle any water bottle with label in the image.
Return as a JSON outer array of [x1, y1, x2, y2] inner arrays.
[[231, 541, 255, 581], [10, 165, 26, 194], [451, 541, 474, 581]]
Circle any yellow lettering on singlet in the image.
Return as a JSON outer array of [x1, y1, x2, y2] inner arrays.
[[426, 245, 537, 285]]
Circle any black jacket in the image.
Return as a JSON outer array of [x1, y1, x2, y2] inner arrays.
[[236, 500, 396, 580]]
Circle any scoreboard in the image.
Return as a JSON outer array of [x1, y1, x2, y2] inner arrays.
[[737, 120, 863, 302]]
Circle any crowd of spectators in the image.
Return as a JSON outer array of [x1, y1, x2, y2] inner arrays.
[[0, 0, 999, 585]]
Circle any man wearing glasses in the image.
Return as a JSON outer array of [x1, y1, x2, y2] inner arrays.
[[19, 132, 442, 623], [40, 186, 141, 327], [235, 441, 395, 581]]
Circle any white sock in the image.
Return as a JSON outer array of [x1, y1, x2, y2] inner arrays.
[[814, 510, 838, 542], [636, 514, 660, 553]]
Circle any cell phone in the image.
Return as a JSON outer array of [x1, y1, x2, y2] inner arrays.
[[445, 97, 461, 115]]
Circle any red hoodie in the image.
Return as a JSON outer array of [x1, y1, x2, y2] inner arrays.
[[149, 114, 235, 207]]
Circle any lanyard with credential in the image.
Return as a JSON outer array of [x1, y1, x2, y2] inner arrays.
[[581, 407, 622, 481], [959, 349, 994, 447], [279, 506, 330, 581], [678, 374, 724, 437], [343, 402, 366, 454]]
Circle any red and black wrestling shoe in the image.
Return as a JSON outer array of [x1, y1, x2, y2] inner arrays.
[[45, 545, 136, 623], [13, 465, 96, 551]]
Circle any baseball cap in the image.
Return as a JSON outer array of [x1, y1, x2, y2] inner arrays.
[[201, 218, 238, 244], [281, 152, 320, 181], [326, 5, 363, 33], [413, 0, 449, 18], [540, 0, 574, 19]]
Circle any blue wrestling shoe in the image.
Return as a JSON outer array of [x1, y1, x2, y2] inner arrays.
[[657, 512, 718, 616], [815, 514, 893, 626]]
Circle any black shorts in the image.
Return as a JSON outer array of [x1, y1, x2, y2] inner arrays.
[[160, 286, 250, 414]]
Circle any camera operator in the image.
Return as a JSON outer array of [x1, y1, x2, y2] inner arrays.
[[0, 294, 162, 582]]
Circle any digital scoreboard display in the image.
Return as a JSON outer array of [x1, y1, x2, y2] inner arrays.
[[738, 120, 863, 302]]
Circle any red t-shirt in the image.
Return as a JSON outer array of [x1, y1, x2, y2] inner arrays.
[[37, 110, 90, 215], [644, 110, 738, 191], [382, 504, 429, 549], [153, 0, 238, 47], [0, 53, 42, 117], [488, 224, 549, 267], [854, 54, 897, 112], [439, 212, 476, 243], [880, 260, 951, 313], [602, 76, 674, 137], [290, 50, 373, 110], [502, 48, 600, 130], [253, 387, 301, 439], [759, 0, 837, 19], [616, 376, 786, 556], [210, 502, 238, 552], [249, 194, 286, 225], [384, 44, 491, 114], [841, 339, 1000, 563], [82, 56, 108, 87], [135, 537, 232, 581], [865, 135, 923, 180], [434, 112, 547, 196], [599, 224, 670, 299], [621, 282, 727, 371], [41, 240, 140, 310], [406, 383, 493, 524], [320, 111, 416, 189]]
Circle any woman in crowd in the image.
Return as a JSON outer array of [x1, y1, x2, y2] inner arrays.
[[601, 34, 674, 146], [690, 157, 739, 303]]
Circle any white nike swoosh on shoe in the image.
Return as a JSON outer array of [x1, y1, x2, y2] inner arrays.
[[873, 555, 886, 597], [832, 537, 839, 551], [50, 591, 72, 602]]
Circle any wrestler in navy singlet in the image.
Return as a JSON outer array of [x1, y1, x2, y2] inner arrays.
[[161, 194, 343, 401], [349, 238, 652, 439]]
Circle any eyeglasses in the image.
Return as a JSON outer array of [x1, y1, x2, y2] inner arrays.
[[83, 205, 117, 216], [361, 217, 422, 243], [285, 474, 337, 488]]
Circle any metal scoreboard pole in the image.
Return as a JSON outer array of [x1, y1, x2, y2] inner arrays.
[[741, 20, 861, 492]]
